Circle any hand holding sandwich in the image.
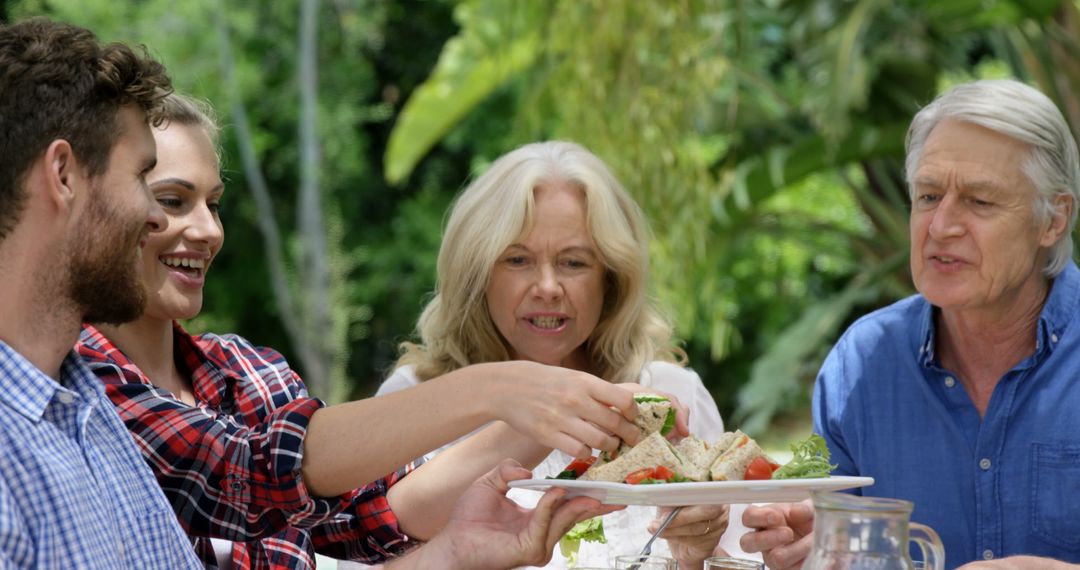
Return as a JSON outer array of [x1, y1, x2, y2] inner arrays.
[[487, 361, 646, 459], [739, 499, 815, 570]]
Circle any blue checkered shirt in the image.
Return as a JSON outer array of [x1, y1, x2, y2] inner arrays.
[[0, 341, 200, 569]]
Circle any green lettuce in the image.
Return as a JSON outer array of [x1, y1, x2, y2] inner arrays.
[[772, 433, 837, 479], [632, 394, 676, 436], [559, 516, 606, 566]]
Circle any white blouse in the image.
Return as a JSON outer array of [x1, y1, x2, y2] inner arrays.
[[361, 362, 760, 569]]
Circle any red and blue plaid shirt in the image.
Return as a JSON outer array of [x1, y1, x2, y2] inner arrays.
[[77, 323, 416, 569]]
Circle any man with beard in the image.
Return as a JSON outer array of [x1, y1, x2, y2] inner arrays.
[[0, 17, 202, 567]]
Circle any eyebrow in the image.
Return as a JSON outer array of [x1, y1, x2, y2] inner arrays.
[[912, 176, 1004, 193], [149, 177, 226, 194]]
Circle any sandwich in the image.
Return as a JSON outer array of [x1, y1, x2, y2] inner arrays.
[[579, 431, 706, 482], [599, 393, 676, 463], [708, 430, 775, 481]]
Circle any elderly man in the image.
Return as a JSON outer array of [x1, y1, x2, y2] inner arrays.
[[740, 79, 1080, 570]]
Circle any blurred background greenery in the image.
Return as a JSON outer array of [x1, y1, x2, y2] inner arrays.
[[9, 0, 1079, 441]]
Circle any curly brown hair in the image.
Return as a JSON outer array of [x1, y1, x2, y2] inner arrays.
[[0, 17, 172, 240]]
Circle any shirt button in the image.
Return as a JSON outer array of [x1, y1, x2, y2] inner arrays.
[[979, 458, 992, 470], [1052, 334, 1059, 343], [983, 549, 994, 560], [231, 482, 245, 491], [57, 392, 74, 404], [944, 376, 956, 388]]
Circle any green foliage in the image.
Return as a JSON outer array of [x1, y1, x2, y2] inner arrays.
[[384, 0, 545, 184], [384, 0, 1080, 434], [13, 0, 1080, 430]]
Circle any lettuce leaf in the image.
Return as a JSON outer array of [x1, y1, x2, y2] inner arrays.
[[633, 394, 670, 404], [559, 516, 606, 566], [659, 406, 676, 436], [772, 433, 837, 479]]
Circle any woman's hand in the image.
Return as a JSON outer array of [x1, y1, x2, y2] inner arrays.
[[484, 361, 641, 458], [612, 382, 691, 439], [652, 504, 729, 569]]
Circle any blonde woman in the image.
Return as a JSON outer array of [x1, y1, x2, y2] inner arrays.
[[77, 97, 648, 569], [377, 141, 753, 569]]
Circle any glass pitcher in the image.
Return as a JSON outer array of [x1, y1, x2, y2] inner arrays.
[[802, 491, 944, 570]]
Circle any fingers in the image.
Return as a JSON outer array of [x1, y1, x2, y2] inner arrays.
[[491, 459, 532, 490], [739, 503, 814, 570], [652, 505, 728, 539], [759, 533, 812, 570], [741, 504, 787, 529]]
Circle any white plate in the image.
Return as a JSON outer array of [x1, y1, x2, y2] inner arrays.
[[508, 476, 874, 506]]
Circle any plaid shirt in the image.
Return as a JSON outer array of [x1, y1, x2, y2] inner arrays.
[[77, 323, 416, 569], [0, 342, 201, 568]]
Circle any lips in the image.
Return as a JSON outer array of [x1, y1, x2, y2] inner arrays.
[[528, 315, 566, 329], [159, 253, 211, 282]]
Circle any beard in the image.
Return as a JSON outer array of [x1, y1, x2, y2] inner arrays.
[[68, 186, 148, 325]]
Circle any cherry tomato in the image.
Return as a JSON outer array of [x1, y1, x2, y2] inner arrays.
[[744, 456, 777, 480], [652, 465, 676, 481], [624, 468, 656, 485], [565, 457, 597, 478]]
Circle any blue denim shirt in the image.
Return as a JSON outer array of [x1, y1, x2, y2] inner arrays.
[[814, 261, 1080, 569]]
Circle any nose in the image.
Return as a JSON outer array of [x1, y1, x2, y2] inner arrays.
[[184, 202, 224, 245], [146, 197, 166, 234], [532, 263, 563, 301], [927, 195, 964, 240]]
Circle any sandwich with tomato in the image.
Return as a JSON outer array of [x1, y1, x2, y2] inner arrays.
[[579, 431, 707, 482], [706, 430, 780, 481]]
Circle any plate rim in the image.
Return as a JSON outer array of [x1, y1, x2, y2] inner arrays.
[[508, 475, 875, 505]]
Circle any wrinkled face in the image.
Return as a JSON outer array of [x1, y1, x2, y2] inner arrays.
[[909, 118, 1058, 315], [485, 182, 606, 369], [139, 122, 224, 322], [73, 106, 163, 325]]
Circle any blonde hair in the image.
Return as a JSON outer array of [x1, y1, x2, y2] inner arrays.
[[398, 141, 684, 383], [157, 92, 222, 164]]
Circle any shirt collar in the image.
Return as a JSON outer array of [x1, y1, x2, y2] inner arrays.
[[0, 343, 100, 421], [918, 260, 1080, 367]]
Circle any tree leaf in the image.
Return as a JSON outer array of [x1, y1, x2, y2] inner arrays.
[[384, 28, 540, 184]]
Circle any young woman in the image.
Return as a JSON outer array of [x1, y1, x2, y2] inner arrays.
[[75, 95, 651, 569], [376, 141, 755, 569]]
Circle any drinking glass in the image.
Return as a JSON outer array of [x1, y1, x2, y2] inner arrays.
[[612, 554, 676, 569], [704, 556, 765, 569]]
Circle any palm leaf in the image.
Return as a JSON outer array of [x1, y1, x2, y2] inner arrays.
[[384, 28, 540, 184]]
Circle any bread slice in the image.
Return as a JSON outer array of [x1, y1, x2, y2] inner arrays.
[[709, 430, 769, 481], [580, 432, 705, 482], [603, 397, 675, 461]]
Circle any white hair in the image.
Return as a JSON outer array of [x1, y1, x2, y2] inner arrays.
[[905, 79, 1080, 276]]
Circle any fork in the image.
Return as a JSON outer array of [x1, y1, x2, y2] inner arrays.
[[628, 506, 682, 569]]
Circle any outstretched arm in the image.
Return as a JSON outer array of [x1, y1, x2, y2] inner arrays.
[[302, 360, 640, 497]]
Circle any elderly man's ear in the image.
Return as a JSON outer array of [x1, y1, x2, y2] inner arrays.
[[1041, 193, 1075, 247]]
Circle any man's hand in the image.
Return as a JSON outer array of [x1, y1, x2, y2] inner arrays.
[[739, 500, 815, 570], [389, 459, 622, 570]]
